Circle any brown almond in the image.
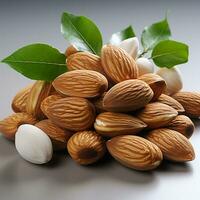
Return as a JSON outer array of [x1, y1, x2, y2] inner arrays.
[[101, 45, 138, 83], [92, 92, 107, 113], [65, 45, 78, 57], [172, 92, 200, 118], [26, 81, 54, 119], [137, 102, 178, 128], [42, 97, 95, 131], [103, 79, 153, 112], [0, 113, 37, 140], [67, 51, 105, 74], [146, 128, 195, 162], [167, 115, 194, 138], [107, 135, 163, 171], [35, 119, 72, 151], [53, 70, 108, 98], [94, 112, 147, 137], [67, 131, 106, 165], [12, 84, 33, 113], [138, 73, 166, 101], [157, 94, 185, 113]]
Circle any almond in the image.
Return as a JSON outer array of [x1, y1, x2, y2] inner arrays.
[[172, 92, 200, 118], [103, 79, 153, 112], [67, 51, 105, 74], [166, 115, 194, 138], [26, 81, 54, 119], [94, 112, 147, 137], [101, 44, 138, 83], [136, 102, 178, 128], [138, 73, 166, 101], [0, 113, 37, 140], [65, 45, 78, 57], [107, 135, 163, 170], [53, 70, 108, 98], [35, 119, 73, 151], [67, 131, 106, 165], [92, 92, 107, 113], [41, 97, 95, 131], [157, 94, 185, 113], [146, 128, 195, 162], [40, 95, 63, 115], [12, 84, 33, 113]]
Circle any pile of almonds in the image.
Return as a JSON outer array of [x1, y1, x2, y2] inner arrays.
[[0, 44, 199, 171]]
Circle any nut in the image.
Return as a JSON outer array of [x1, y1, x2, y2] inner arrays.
[[138, 73, 166, 101], [65, 45, 78, 57], [115, 37, 139, 59], [94, 112, 147, 137], [166, 115, 194, 138], [156, 67, 183, 95], [12, 84, 33, 113], [92, 92, 107, 113], [41, 96, 96, 131], [103, 79, 153, 112], [67, 51, 105, 74], [107, 135, 163, 171], [136, 58, 154, 76], [172, 92, 200, 118], [146, 128, 195, 162], [53, 70, 108, 98], [26, 81, 54, 119], [35, 119, 73, 151], [157, 94, 185, 113], [15, 124, 53, 164], [0, 113, 37, 140], [67, 131, 106, 165], [101, 45, 138, 83], [136, 102, 178, 128]]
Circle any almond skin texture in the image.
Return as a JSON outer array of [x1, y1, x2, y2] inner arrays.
[[166, 115, 194, 138], [146, 128, 195, 162], [41, 97, 95, 131], [103, 79, 153, 112], [138, 73, 166, 101], [107, 135, 163, 171], [12, 84, 33, 113], [101, 45, 138, 83], [172, 92, 200, 118], [35, 120, 73, 151], [67, 52, 105, 74], [26, 81, 54, 120], [65, 45, 78, 57], [40, 95, 63, 116], [53, 70, 108, 98], [0, 113, 37, 140], [94, 112, 147, 137], [157, 94, 185, 113], [67, 131, 106, 165], [137, 102, 178, 128]]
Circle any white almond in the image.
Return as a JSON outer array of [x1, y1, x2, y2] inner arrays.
[[156, 67, 183, 95], [136, 57, 154, 76], [15, 124, 53, 164]]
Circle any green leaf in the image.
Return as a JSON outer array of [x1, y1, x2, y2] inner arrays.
[[151, 40, 189, 68], [110, 25, 136, 45], [61, 12, 103, 55], [2, 44, 66, 81], [141, 18, 171, 52]]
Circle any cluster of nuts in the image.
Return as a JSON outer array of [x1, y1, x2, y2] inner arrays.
[[0, 41, 199, 171]]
